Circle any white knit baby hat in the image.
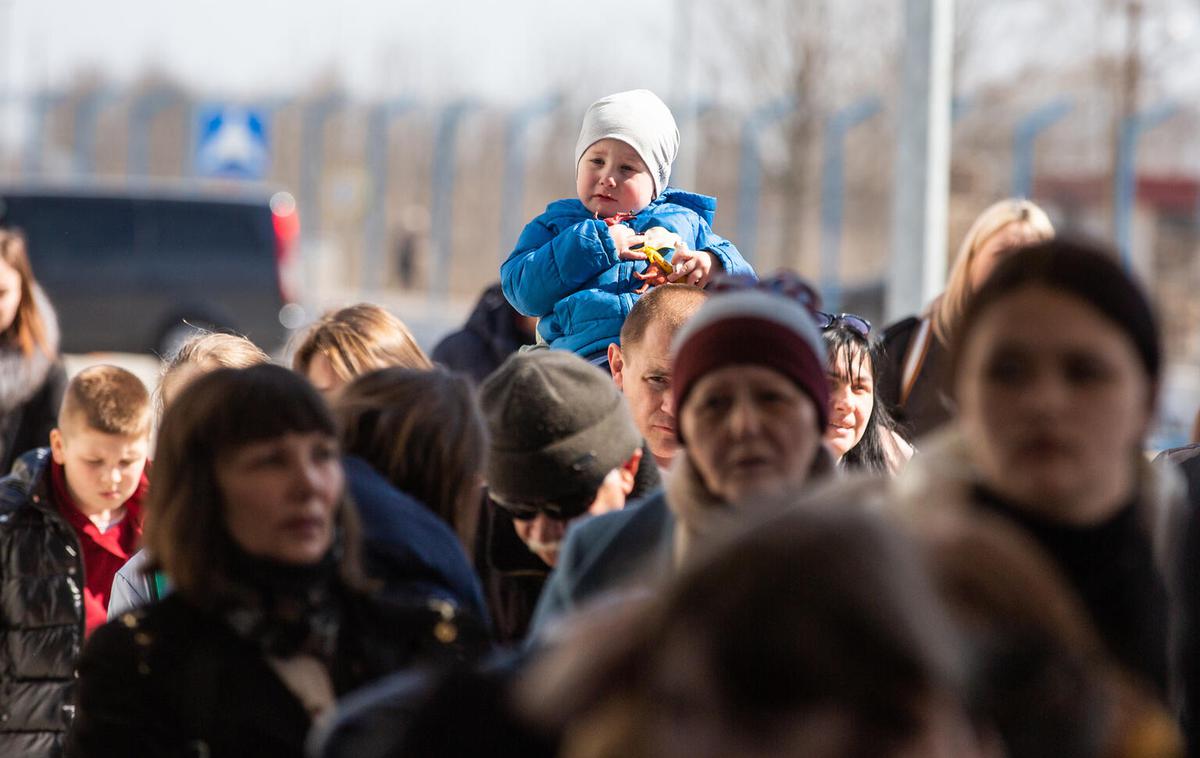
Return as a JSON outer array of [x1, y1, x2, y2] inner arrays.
[[574, 89, 680, 199]]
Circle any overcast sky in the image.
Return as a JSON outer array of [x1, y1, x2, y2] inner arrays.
[[5, 0, 1198, 107], [5, 0, 679, 102]]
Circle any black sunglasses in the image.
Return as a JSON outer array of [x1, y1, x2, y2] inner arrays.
[[492, 496, 588, 523], [815, 311, 871, 337]]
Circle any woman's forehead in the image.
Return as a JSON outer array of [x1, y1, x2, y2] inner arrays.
[[969, 288, 1144, 361], [827, 339, 870, 371]]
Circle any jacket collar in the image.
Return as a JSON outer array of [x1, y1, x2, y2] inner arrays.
[[11, 447, 58, 520], [49, 458, 147, 536], [892, 426, 1188, 579], [549, 187, 719, 226]]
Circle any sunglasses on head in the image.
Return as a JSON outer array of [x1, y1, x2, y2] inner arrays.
[[815, 311, 871, 337], [492, 497, 588, 523], [708, 271, 823, 314]]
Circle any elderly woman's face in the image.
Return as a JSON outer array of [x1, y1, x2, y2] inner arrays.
[[218, 431, 344, 564], [679, 365, 820, 504], [955, 287, 1152, 524]]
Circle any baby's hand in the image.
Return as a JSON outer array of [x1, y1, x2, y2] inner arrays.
[[668, 245, 719, 287], [608, 223, 646, 261]]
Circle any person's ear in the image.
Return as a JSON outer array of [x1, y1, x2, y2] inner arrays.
[[49, 428, 66, 465], [608, 343, 624, 388], [616, 447, 643, 495]]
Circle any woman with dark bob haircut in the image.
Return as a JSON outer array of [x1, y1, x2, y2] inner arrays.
[[67, 365, 485, 758], [888, 239, 1188, 714]]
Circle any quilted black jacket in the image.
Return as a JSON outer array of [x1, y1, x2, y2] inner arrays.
[[0, 448, 85, 758]]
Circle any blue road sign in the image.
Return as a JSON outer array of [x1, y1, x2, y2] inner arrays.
[[193, 105, 270, 179]]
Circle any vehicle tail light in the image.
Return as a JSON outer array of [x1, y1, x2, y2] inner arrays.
[[270, 191, 300, 303]]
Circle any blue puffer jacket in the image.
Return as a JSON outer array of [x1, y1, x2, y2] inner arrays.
[[501, 188, 753, 358]]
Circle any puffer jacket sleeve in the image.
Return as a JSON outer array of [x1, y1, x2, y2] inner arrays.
[[691, 219, 751, 277], [641, 201, 753, 278], [501, 216, 620, 317]]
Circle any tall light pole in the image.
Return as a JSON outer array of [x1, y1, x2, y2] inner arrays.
[[1112, 0, 1142, 237], [885, 0, 955, 321]]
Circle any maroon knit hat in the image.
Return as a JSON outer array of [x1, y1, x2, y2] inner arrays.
[[670, 289, 830, 440]]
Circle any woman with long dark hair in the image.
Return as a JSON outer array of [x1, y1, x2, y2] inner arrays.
[[821, 313, 911, 474]]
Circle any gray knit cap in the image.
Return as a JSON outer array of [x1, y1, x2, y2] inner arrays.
[[574, 89, 680, 199], [481, 350, 641, 515]]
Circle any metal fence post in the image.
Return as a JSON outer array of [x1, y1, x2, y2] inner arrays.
[[22, 91, 66, 177], [1114, 101, 1177, 269], [362, 98, 418, 293], [128, 88, 185, 177], [885, 0, 954, 322], [73, 89, 122, 176], [429, 99, 479, 300], [299, 94, 346, 243], [819, 97, 881, 311], [498, 93, 561, 264], [670, 97, 713, 190], [737, 96, 796, 265], [1011, 98, 1072, 199]]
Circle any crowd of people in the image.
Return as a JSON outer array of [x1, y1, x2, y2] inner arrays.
[[0, 87, 1195, 758]]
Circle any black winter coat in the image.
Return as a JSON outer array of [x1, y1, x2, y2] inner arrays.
[[66, 589, 489, 758], [876, 315, 953, 442], [0, 449, 84, 758], [1157, 444, 1200, 755], [432, 284, 535, 383], [474, 497, 550, 647]]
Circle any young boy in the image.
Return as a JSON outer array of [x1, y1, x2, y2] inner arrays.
[[0, 365, 150, 758], [501, 89, 754, 363]]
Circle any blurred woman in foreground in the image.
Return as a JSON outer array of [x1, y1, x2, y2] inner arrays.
[[892, 239, 1184, 704], [522, 506, 982, 758]]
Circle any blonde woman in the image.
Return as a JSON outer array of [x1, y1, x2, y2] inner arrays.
[[877, 198, 1054, 441], [156, 331, 271, 412], [109, 331, 271, 621], [292, 304, 432, 398]]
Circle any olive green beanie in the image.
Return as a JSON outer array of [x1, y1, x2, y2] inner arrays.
[[480, 350, 641, 515]]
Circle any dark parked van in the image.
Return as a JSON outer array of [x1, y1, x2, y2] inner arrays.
[[0, 182, 300, 355]]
